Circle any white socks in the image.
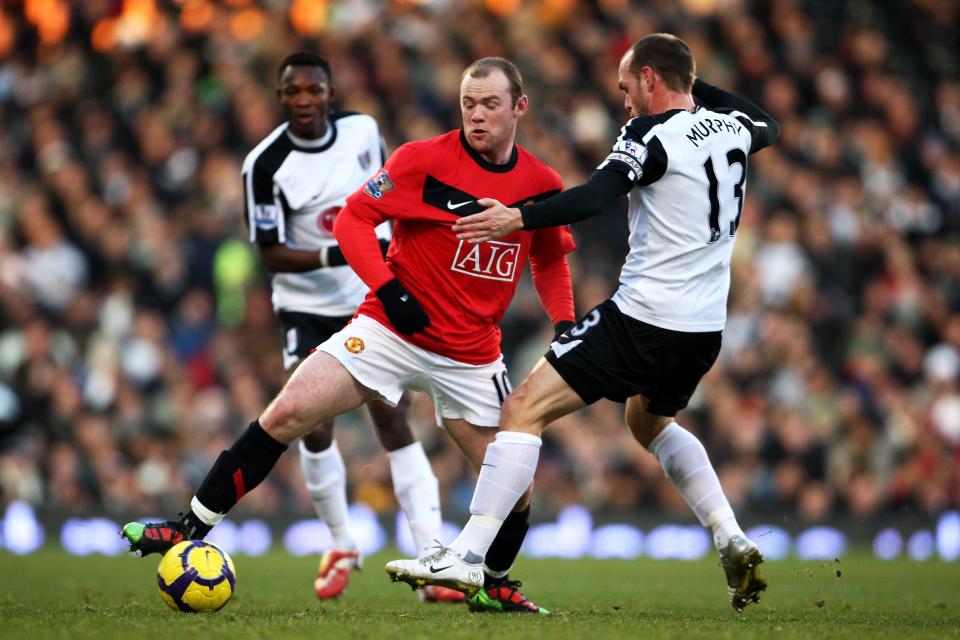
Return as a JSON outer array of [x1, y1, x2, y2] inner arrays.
[[387, 442, 442, 558], [648, 421, 744, 550], [298, 439, 356, 550], [450, 431, 542, 561]]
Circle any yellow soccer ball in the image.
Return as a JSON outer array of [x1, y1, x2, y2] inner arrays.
[[157, 540, 237, 612]]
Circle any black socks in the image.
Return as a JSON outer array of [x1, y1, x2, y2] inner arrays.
[[182, 420, 287, 538], [484, 506, 530, 576]]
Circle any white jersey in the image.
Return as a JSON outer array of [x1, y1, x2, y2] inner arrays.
[[597, 106, 774, 332], [241, 113, 391, 316]]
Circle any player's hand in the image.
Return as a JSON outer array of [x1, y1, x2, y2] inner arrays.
[[452, 198, 524, 243], [376, 278, 430, 335]]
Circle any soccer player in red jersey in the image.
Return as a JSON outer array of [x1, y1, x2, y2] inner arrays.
[[121, 57, 575, 614]]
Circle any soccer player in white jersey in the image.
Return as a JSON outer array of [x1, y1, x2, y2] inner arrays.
[[239, 51, 459, 603], [385, 34, 780, 611]]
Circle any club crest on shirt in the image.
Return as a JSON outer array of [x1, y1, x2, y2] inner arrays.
[[344, 336, 365, 354], [317, 206, 341, 236], [358, 151, 371, 171], [363, 169, 395, 200]]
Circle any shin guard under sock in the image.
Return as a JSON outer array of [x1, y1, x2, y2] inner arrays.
[[185, 420, 287, 537]]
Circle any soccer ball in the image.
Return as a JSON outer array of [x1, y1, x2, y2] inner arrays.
[[157, 540, 237, 612]]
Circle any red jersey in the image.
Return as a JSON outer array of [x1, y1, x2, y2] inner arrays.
[[336, 130, 576, 364]]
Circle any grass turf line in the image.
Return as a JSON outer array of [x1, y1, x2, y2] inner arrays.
[[1, 549, 958, 639]]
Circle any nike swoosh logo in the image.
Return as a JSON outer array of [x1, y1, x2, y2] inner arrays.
[[481, 463, 496, 469], [429, 564, 453, 573], [400, 294, 409, 302], [447, 200, 473, 210]]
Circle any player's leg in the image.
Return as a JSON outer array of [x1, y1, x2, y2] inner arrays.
[[121, 352, 377, 556], [627, 397, 764, 609], [449, 359, 583, 563], [366, 395, 444, 560], [625, 326, 766, 610], [301, 422, 355, 551], [442, 418, 547, 613], [626, 396, 748, 552], [385, 359, 584, 600], [281, 314, 364, 598], [301, 421, 364, 599]]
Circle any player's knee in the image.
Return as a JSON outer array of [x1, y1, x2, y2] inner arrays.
[[261, 391, 314, 440], [301, 423, 334, 452], [629, 415, 670, 448], [374, 414, 414, 451], [500, 387, 543, 434]]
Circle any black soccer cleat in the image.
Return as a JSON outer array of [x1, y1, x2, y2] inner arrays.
[[466, 576, 549, 614], [121, 520, 188, 557]]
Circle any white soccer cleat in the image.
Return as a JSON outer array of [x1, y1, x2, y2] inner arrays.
[[385, 547, 484, 596]]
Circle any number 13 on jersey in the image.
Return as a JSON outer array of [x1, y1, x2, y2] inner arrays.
[[702, 148, 747, 243]]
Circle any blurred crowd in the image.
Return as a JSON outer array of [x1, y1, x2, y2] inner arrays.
[[1, 0, 959, 528]]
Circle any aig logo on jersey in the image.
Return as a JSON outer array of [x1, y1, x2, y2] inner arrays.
[[451, 240, 520, 282], [254, 204, 279, 230], [363, 169, 395, 199]]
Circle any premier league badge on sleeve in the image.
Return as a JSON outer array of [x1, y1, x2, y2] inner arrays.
[[363, 169, 395, 200], [254, 204, 279, 230]]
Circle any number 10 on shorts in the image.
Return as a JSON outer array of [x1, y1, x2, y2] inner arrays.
[[491, 370, 512, 405]]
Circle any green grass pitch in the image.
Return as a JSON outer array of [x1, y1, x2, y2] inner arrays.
[[1, 549, 958, 639]]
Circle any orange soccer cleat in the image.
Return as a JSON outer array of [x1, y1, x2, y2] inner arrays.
[[314, 549, 362, 599]]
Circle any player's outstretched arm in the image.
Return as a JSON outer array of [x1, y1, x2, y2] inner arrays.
[[453, 170, 631, 243], [692, 78, 780, 152]]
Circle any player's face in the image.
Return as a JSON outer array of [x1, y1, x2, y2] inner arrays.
[[460, 70, 527, 163], [278, 65, 334, 139], [618, 53, 649, 118]]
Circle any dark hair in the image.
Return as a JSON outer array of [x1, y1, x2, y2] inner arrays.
[[277, 51, 332, 83], [628, 34, 695, 92], [461, 57, 523, 106]]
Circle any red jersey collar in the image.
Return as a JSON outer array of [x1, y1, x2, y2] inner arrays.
[[459, 129, 519, 173]]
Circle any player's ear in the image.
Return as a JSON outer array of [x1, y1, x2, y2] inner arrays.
[[514, 94, 529, 117], [641, 66, 656, 94], [328, 83, 336, 102]]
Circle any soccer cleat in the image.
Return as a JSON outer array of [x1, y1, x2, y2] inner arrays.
[[314, 549, 362, 599], [466, 577, 549, 614], [720, 535, 767, 611], [420, 585, 467, 603], [121, 521, 187, 557], [385, 547, 484, 595]]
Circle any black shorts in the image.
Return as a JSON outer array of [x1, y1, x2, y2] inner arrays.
[[544, 299, 721, 416], [278, 310, 353, 369]]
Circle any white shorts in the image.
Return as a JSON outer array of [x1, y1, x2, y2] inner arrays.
[[318, 314, 511, 427]]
